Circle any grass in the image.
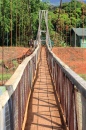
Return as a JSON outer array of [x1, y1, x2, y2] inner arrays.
[[0, 73, 12, 80], [0, 60, 18, 81], [79, 74, 86, 80], [12, 60, 19, 67], [0, 86, 6, 95]]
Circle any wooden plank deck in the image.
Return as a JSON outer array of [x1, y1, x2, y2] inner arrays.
[[25, 47, 64, 130]]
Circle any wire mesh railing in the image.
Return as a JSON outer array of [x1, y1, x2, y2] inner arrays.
[[0, 43, 40, 130], [46, 45, 86, 130]]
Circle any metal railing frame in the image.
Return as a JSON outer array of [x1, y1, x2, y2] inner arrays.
[[0, 43, 40, 130], [46, 45, 86, 130]]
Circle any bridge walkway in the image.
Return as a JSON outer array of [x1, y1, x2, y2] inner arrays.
[[25, 47, 64, 130]]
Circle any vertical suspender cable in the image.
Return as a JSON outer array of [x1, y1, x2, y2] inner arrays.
[[18, 0, 20, 46], [10, 0, 12, 46], [62, 4, 64, 42], [2, 0, 4, 85], [15, 0, 18, 73], [23, 1, 25, 46], [16, 0, 18, 46], [59, 0, 62, 46], [82, 0, 84, 43], [19, 12, 20, 46], [26, 0, 30, 46], [59, 0, 62, 45], [75, 0, 76, 47], [10, 0, 13, 76], [22, 0, 23, 46], [70, 0, 71, 46], [24, 25, 25, 47], [23, 0, 25, 47], [82, 0, 84, 80]]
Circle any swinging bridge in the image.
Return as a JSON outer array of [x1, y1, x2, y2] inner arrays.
[[0, 1, 86, 130]]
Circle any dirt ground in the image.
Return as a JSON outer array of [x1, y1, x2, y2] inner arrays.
[[1, 46, 86, 85], [52, 47, 86, 74], [0, 47, 32, 85], [0, 47, 30, 62]]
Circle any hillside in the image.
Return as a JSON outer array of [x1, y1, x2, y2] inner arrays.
[[52, 47, 86, 80], [0, 47, 32, 85]]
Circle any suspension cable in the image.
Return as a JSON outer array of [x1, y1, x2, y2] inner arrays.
[[2, 0, 4, 85], [70, 0, 71, 46], [10, 0, 12, 46], [16, 0, 18, 47]]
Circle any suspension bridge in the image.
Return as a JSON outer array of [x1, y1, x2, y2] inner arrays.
[[0, 10, 86, 130]]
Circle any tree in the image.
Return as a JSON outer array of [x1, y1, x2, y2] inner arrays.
[[51, 0, 86, 46]]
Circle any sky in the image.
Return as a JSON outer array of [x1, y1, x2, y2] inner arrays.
[[42, 0, 86, 5], [42, 0, 70, 5]]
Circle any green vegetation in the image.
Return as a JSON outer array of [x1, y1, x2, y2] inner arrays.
[[0, 86, 6, 95], [0, 0, 86, 47], [0, 0, 50, 46], [79, 74, 86, 80], [0, 0, 86, 83], [0, 73, 12, 80], [12, 60, 19, 68], [48, 0, 86, 46]]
